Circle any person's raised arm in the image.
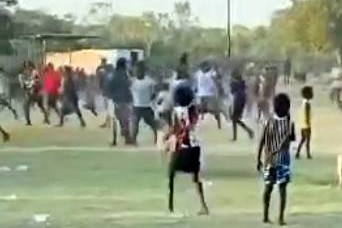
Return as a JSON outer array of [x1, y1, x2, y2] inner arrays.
[[257, 124, 267, 171]]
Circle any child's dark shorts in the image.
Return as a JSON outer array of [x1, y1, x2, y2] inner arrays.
[[169, 146, 201, 174]]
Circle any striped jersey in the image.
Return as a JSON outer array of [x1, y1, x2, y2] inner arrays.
[[262, 114, 295, 167]]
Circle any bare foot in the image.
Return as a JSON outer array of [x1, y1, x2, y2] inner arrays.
[[278, 220, 287, 226], [99, 123, 108, 129], [263, 218, 273, 224], [198, 208, 209, 216], [249, 131, 255, 140]]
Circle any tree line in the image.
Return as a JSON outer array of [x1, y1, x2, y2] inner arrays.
[[2, 0, 342, 74]]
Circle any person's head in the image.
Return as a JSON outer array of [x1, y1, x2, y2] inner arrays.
[[137, 61, 146, 79], [301, 86, 314, 100], [28, 61, 35, 70], [273, 93, 291, 118], [47, 62, 54, 71], [180, 52, 188, 65], [200, 61, 210, 72], [160, 82, 169, 91], [58, 66, 64, 74], [64, 66, 73, 79], [174, 84, 194, 107], [101, 58, 107, 66], [232, 68, 242, 81], [116, 58, 127, 71], [0, 67, 4, 72]]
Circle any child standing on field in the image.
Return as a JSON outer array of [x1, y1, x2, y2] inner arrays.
[[296, 86, 314, 159], [257, 93, 296, 226], [163, 84, 209, 215]]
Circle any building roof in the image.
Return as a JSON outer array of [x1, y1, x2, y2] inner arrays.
[[19, 33, 100, 41]]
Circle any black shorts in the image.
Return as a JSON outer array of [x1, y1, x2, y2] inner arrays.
[[169, 146, 201, 174]]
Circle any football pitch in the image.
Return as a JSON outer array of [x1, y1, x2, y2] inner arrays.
[[1, 84, 342, 228]]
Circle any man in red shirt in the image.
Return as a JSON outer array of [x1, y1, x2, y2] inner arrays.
[[43, 63, 61, 119]]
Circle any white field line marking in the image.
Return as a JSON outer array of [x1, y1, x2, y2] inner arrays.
[[0, 195, 165, 201], [0, 146, 254, 156], [0, 146, 157, 153], [104, 211, 187, 219]]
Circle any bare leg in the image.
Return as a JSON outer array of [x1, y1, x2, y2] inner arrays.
[[214, 113, 221, 130], [263, 184, 274, 223], [232, 120, 238, 141], [131, 108, 141, 145], [111, 118, 118, 146], [2, 99, 18, 120], [74, 105, 86, 127], [23, 94, 32, 125], [278, 183, 288, 226], [100, 115, 111, 129], [0, 125, 10, 142], [168, 171, 175, 213], [142, 108, 158, 145], [193, 173, 209, 215], [100, 98, 111, 128], [306, 129, 312, 159], [37, 96, 50, 124], [296, 129, 306, 159], [236, 119, 254, 139]]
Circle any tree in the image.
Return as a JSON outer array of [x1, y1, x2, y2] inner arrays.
[[173, 1, 193, 29], [86, 1, 113, 25], [326, 0, 342, 64]]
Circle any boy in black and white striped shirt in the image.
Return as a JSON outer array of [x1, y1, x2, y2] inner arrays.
[[257, 93, 295, 226]]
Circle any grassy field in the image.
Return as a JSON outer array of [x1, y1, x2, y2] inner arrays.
[[1, 84, 342, 228]]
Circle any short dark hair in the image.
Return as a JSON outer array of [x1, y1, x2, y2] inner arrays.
[[232, 68, 242, 80], [116, 58, 127, 70], [301, 86, 313, 100], [28, 61, 35, 69], [64, 66, 73, 75], [273, 93, 291, 117], [180, 52, 188, 65]]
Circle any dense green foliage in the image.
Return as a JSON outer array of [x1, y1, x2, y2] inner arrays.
[[1, 0, 342, 70]]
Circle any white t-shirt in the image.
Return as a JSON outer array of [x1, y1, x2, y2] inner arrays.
[[154, 90, 173, 114], [131, 76, 155, 108], [196, 70, 217, 97], [0, 73, 9, 95]]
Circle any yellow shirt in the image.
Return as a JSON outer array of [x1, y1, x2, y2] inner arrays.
[[299, 99, 312, 129]]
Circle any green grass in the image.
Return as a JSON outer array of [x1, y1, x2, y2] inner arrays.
[[0, 84, 342, 227]]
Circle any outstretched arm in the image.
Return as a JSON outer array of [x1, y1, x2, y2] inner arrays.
[[257, 125, 266, 171]]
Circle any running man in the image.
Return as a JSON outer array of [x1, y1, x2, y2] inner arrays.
[[19, 61, 49, 126], [131, 61, 157, 145]]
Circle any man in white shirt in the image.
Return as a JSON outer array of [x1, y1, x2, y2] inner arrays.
[[195, 62, 218, 115], [131, 61, 157, 145]]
